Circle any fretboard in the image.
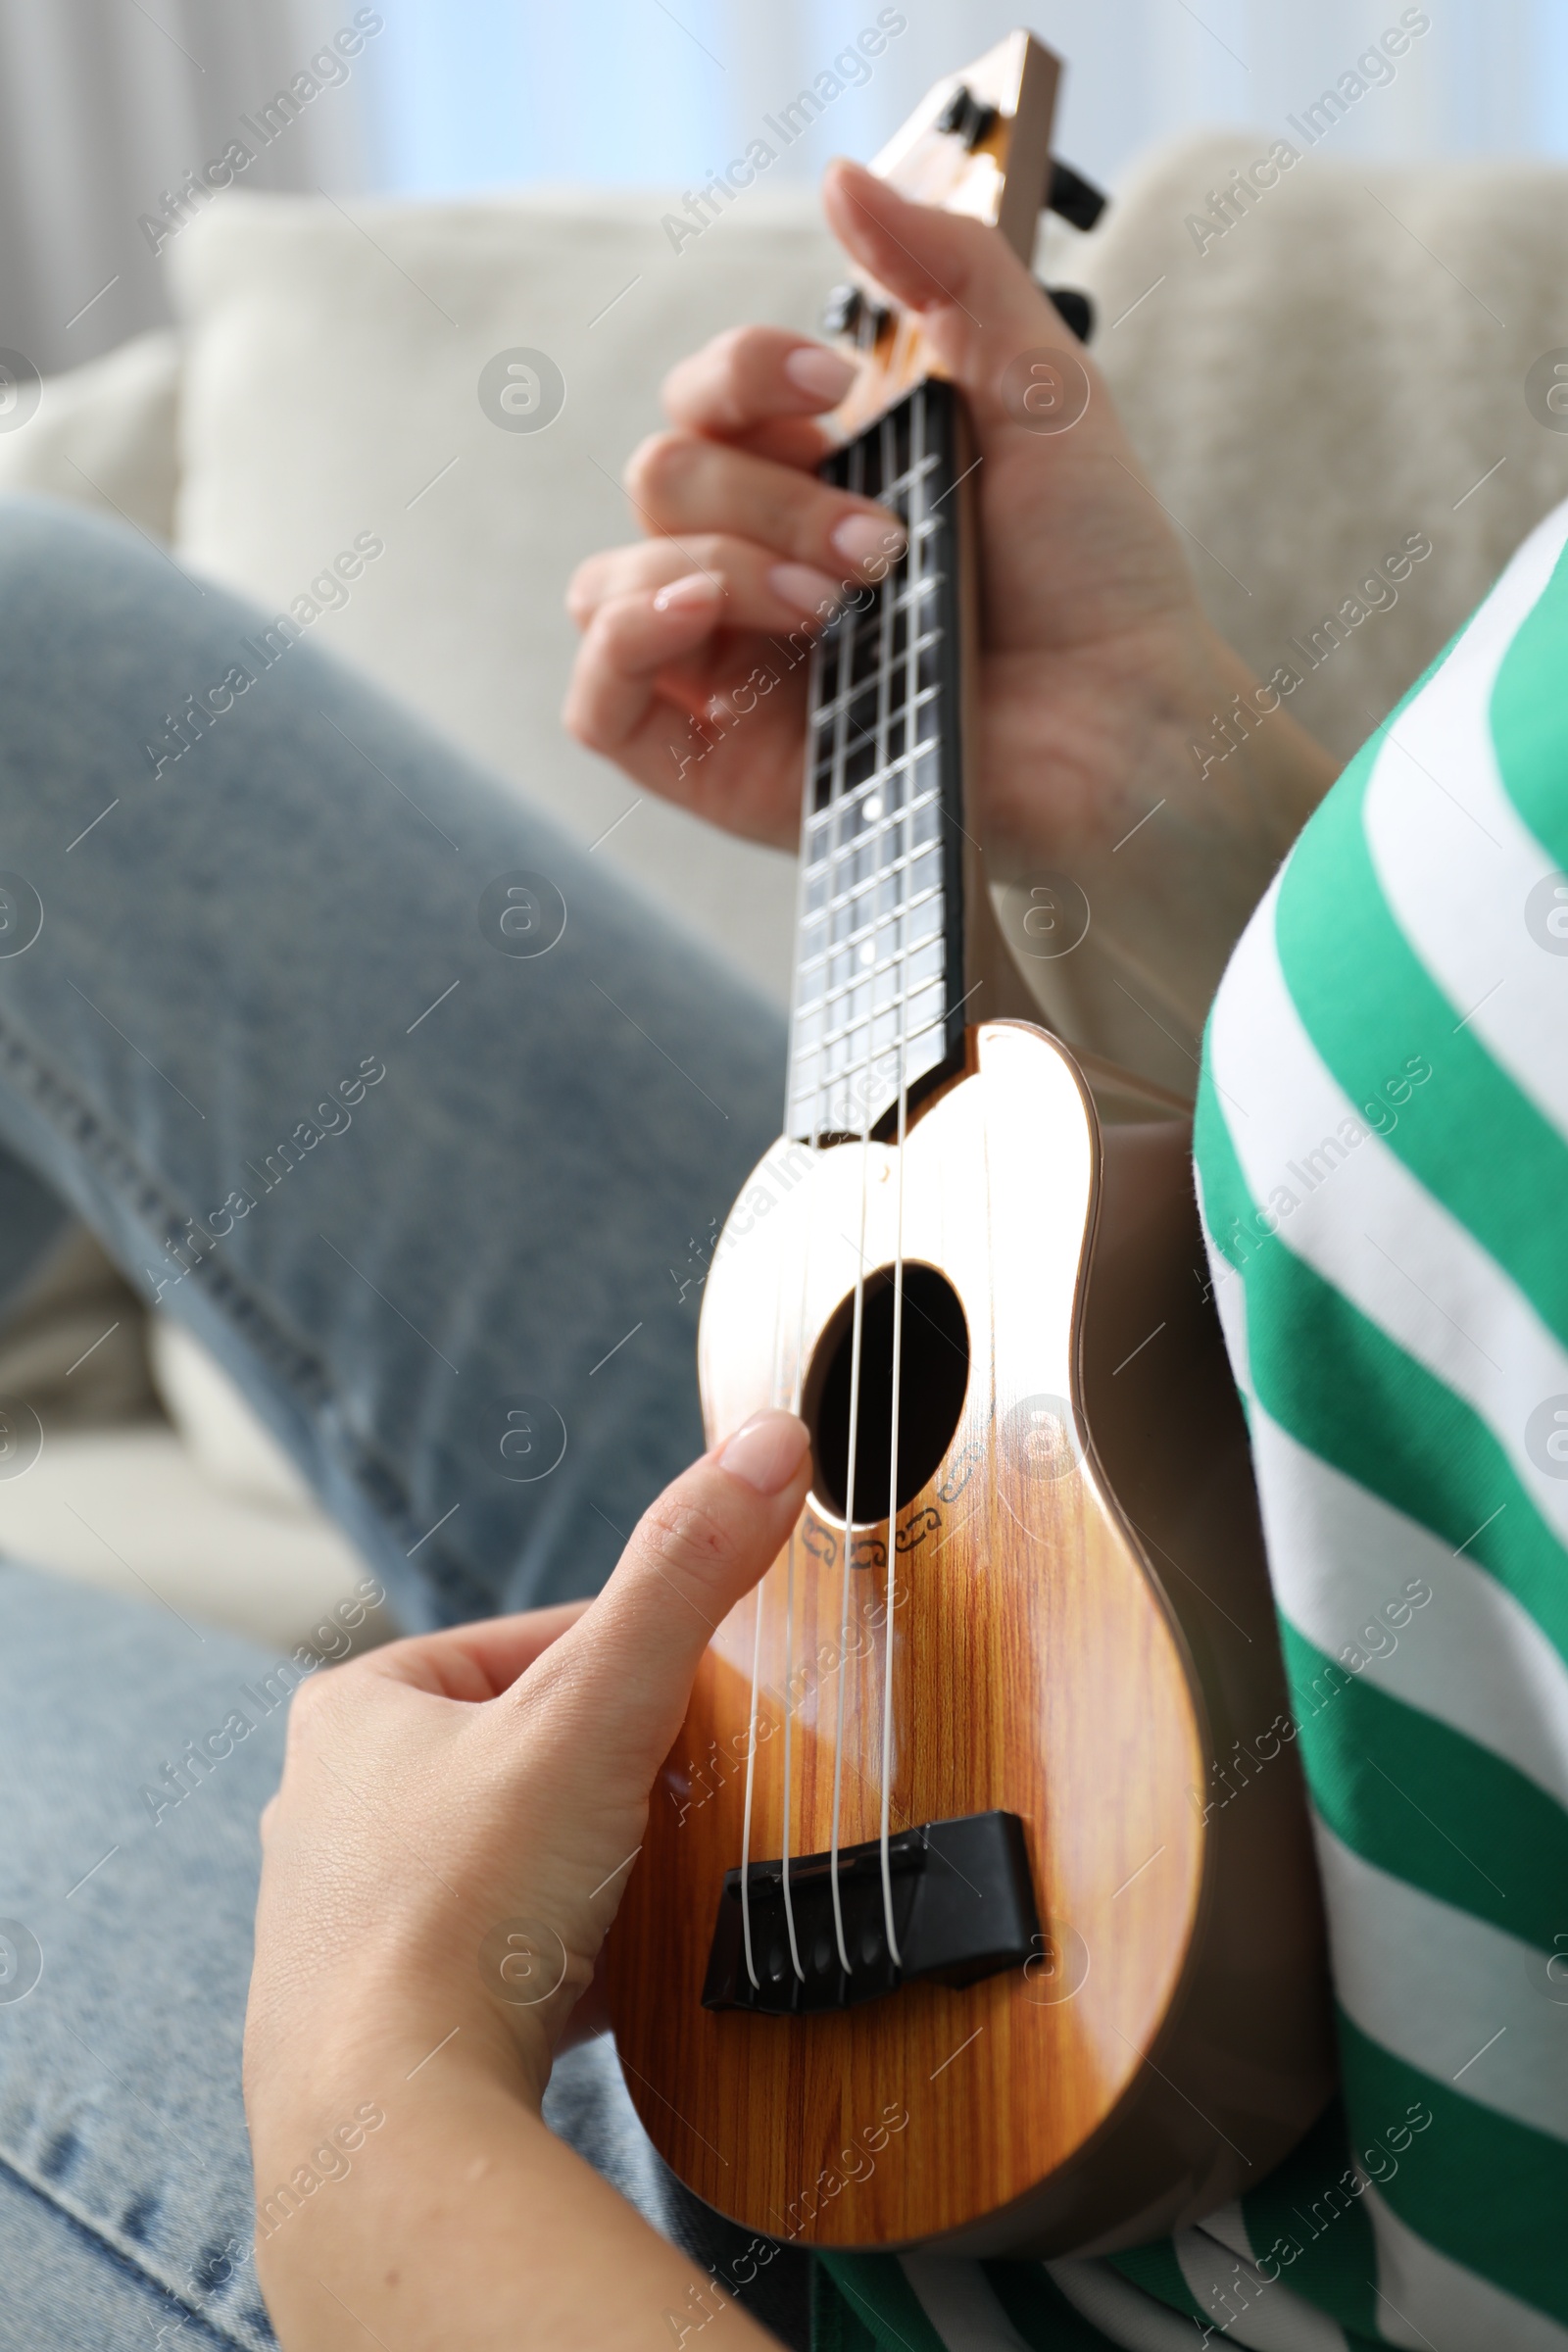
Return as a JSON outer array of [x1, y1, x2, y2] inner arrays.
[[785, 378, 967, 1146]]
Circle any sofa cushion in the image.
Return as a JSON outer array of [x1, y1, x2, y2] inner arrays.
[[1076, 131, 1568, 768], [0, 1422, 388, 1651], [169, 186, 842, 1003], [0, 329, 180, 541]]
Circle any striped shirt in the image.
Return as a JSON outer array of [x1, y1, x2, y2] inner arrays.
[[813, 499, 1568, 2351]]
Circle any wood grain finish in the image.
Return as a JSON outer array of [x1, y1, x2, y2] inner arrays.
[[606, 1023, 1332, 2253]]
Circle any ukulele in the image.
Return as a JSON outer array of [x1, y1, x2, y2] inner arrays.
[[607, 31, 1332, 2259]]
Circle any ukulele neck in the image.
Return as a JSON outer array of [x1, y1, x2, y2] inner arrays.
[[785, 376, 981, 1148]]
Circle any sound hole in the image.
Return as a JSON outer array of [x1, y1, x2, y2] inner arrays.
[[805, 1264, 969, 1525]]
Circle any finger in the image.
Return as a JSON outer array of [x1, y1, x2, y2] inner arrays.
[[663, 323, 858, 440], [563, 574, 729, 760], [729, 414, 845, 472], [520, 1411, 810, 1770], [568, 534, 847, 637], [564, 587, 809, 851], [821, 157, 1080, 417], [366, 1599, 593, 1702], [626, 430, 905, 583]]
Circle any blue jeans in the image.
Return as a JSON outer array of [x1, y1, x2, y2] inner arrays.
[[0, 499, 809, 2348]]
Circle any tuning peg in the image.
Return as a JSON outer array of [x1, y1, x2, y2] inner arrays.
[[935, 82, 999, 151], [1048, 161, 1107, 232], [821, 283, 862, 338], [821, 282, 889, 349], [1038, 284, 1094, 344]]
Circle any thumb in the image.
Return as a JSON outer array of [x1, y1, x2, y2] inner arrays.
[[821, 157, 1096, 426], [532, 1409, 810, 1769]]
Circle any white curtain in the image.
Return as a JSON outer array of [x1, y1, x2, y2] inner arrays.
[[3, 0, 1563, 382], [0, 0, 370, 375], [366, 0, 1568, 199]]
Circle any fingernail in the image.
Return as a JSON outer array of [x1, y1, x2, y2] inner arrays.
[[831, 511, 906, 573], [769, 562, 843, 618], [783, 343, 857, 404], [653, 570, 722, 612], [718, 1409, 809, 1494]]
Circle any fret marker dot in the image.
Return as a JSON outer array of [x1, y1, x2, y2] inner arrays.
[[858, 942, 875, 966], [864, 795, 882, 820]]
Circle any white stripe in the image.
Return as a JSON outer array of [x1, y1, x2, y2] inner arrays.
[[1362, 2178, 1568, 2352], [900, 2256, 1033, 2350], [1246, 1397, 1568, 1804], [1047, 2260, 1209, 2349], [1312, 1823, 1568, 2143], [1207, 888, 1568, 1552], [1197, 2201, 1254, 2264], [1173, 2225, 1348, 2350], [1361, 502, 1568, 1143]]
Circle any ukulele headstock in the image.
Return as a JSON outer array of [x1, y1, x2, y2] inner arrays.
[[824, 31, 1102, 440]]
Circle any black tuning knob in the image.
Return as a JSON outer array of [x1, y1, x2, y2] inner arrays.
[[821, 282, 889, 350], [1037, 284, 1094, 344], [1048, 161, 1107, 232], [821, 283, 862, 338], [936, 82, 999, 151]]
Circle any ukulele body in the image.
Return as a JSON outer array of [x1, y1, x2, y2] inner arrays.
[[606, 1019, 1332, 2256]]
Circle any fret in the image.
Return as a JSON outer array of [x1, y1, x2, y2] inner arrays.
[[785, 379, 966, 1144]]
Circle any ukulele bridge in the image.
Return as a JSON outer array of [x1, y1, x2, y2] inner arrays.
[[702, 1811, 1038, 2016]]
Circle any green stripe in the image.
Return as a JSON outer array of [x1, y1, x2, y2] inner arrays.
[[1195, 1059, 1568, 1666], [983, 2263, 1120, 2349], [813, 2256, 951, 2352], [812, 2259, 882, 2352], [1489, 533, 1568, 872], [1239, 2096, 1380, 2339], [1273, 736, 1568, 1348], [1281, 1616, 1568, 1951], [1339, 2006, 1568, 2326]]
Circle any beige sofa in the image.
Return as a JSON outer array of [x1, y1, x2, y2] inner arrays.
[[1, 131, 1564, 1647]]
